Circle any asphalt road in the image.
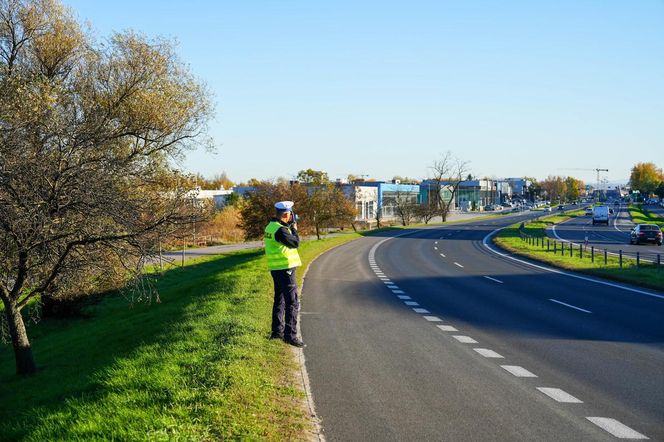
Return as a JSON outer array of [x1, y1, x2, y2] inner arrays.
[[302, 212, 664, 441], [547, 204, 663, 259]]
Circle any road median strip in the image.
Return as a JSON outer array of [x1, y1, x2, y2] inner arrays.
[[492, 210, 664, 291]]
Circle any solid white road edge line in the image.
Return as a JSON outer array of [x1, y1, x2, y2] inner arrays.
[[482, 227, 664, 300], [549, 298, 592, 314]]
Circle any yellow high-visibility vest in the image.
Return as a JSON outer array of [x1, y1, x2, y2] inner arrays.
[[264, 221, 302, 270]]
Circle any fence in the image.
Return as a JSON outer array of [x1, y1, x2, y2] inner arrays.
[[518, 230, 662, 271]]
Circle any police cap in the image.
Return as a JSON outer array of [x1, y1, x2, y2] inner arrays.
[[275, 201, 294, 212]]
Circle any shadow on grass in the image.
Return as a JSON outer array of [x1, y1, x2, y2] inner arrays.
[[0, 249, 265, 440]]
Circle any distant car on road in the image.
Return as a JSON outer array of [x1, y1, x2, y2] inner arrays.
[[614, 200, 620, 205], [544, 207, 552, 212], [585, 208, 593, 216], [592, 205, 610, 225], [630, 224, 663, 246], [557, 205, 564, 210]]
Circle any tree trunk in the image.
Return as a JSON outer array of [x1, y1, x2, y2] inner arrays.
[[315, 224, 320, 240], [3, 300, 36, 375]]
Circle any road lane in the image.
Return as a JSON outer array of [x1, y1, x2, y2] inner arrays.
[[302, 215, 664, 440]]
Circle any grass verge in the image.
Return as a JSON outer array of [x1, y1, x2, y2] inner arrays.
[[629, 204, 664, 227], [0, 234, 362, 441], [494, 214, 664, 291]]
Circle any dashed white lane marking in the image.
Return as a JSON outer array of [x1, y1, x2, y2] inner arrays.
[[404, 301, 419, 306], [423, 316, 442, 322], [452, 335, 478, 344], [437, 325, 458, 331], [453, 262, 464, 268], [474, 348, 504, 358], [434, 247, 438, 250], [536, 387, 582, 403], [549, 298, 592, 314], [392, 290, 405, 294], [413, 308, 430, 314], [397, 295, 411, 300], [501, 365, 537, 378], [387, 285, 398, 289], [586, 417, 648, 439], [435, 241, 438, 245], [483, 276, 503, 284], [439, 253, 446, 258]]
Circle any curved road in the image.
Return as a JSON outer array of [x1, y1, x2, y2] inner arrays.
[[548, 204, 663, 259], [302, 213, 664, 441]]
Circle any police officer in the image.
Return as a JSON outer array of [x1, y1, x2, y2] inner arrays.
[[264, 201, 304, 347]]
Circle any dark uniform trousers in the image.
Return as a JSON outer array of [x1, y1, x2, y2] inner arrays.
[[270, 267, 299, 340]]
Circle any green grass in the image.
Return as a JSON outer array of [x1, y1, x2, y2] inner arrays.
[[629, 204, 664, 227], [494, 219, 664, 291], [0, 234, 362, 441]]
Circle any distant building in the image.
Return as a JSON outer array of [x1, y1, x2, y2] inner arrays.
[[187, 187, 234, 209], [505, 178, 531, 198], [341, 184, 378, 221]]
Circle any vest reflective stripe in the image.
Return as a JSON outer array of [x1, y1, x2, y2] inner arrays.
[[264, 221, 302, 270]]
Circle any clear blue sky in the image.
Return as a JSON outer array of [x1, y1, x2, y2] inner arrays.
[[64, 0, 663, 186]]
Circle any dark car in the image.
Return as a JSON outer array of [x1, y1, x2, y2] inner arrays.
[[630, 224, 663, 245], [557, 205, 564, 210]]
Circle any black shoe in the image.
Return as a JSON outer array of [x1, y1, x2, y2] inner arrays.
[[269, 332, 284, 340], [285, 338, 305, 348]]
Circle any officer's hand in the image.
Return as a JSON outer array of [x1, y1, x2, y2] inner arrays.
[[292, 223, 298, 231]]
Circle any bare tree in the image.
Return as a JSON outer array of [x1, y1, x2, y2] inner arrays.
[[0, 0, 212, 375], [390, 187, 418, 226], [429, 152, 469, 222]]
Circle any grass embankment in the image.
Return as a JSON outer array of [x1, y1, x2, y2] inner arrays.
[[629, 204, 664, 227], [0, 233, 362, 441], [494, 211, 664, 291]]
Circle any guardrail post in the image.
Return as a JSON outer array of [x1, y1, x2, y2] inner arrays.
[[591, 246, 594, 263], [547, 239, 550, 251], [619, 250, 623, 268], [658, 254, 661, 270], [580, 243, 583, 259], [570, 243, 573, 257], [636, 252, 640, 268], [604, 249, 607, 265], [554, 241, 557, 254]]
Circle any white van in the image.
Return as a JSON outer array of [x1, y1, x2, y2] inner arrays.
[[592, 205, 609, 225]]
